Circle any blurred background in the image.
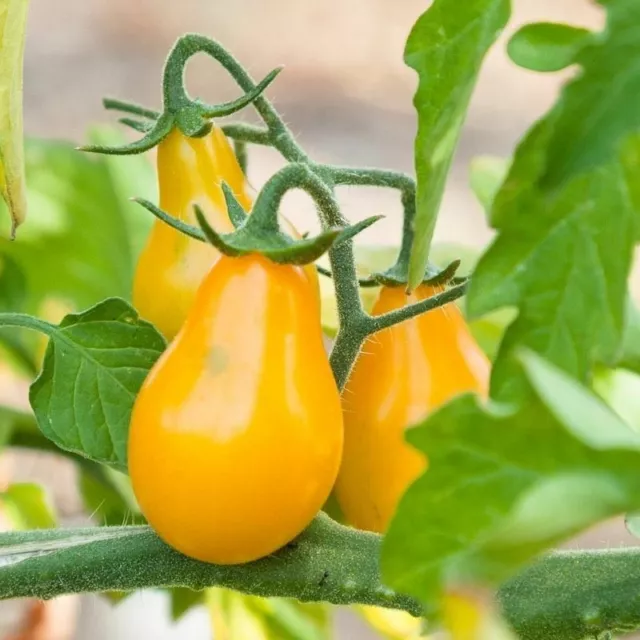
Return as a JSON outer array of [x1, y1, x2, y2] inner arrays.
[[0, 0, 620, 638], [24, 0, 603, 249]]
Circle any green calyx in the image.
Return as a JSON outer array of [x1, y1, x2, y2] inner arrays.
[[365, 258, 464, 288], [79, 35, 282, 155], [134, 167, 382, 266], [353, 255, 464, 290], [195, 205, 375, 266]]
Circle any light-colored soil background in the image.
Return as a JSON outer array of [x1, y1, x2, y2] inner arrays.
[[2, 0, 635, 638]]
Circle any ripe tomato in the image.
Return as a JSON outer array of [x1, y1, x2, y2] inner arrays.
[[133, 127, 319, 341], [133, 126, 251, 340], [129, 253, 342, 564], [335, 284, 489, 533]]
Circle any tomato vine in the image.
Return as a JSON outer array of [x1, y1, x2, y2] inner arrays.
[[1, 0, 640, 638]]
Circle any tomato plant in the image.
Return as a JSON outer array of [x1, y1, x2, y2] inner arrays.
[[1, 0, 640, 639]]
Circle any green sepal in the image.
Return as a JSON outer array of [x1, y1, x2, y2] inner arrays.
[[221, 182, 248, 229], [94, 54, 281, 154], [424, 259, 462, 286], [118, 118, 151, 134], [134, 195, 379, 265], [194, 67, 283, 119], [79, 113, 174, 156], [359, 258, 462, 289], [175, 106, 211, 138], [334, 215, 384, 247], [132, 198, 206, 242], [194, 205, 381, 266], [103, 98, 160, 120]]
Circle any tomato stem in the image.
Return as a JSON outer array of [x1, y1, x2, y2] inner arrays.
[[103, 98, 160, 120], [88, 34, 469, 393], [221, 123, 272, 146], [368, 282, 469, 333]]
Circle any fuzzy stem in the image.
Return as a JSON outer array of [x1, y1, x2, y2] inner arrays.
[[103, 98, 160, 120], [221, 123, 272, 146], [330, 165, 417, 286], [0, 518, 636, 640], [245, 163, 368, 373], [0, 515, 419, 616], [232, 140, 248, 174], [164, 34, 307, 162], [249, 164, 338, 232], [367, 282, 468, 333], [136, 35, 452, 390], [329, 166, 415, 193]]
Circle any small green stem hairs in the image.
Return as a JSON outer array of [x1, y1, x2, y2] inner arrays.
[[84, 32, 466, 389]]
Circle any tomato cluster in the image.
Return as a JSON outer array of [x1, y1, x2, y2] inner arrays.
[[128, 127, 489, 564]]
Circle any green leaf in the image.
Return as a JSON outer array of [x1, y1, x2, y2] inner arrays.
[[0, 298, 166, 470], [542, 0, 640, 186], [79, 465, 144, 526], [507, 22, 591, 72], [405, 0, 510, 290], [2, 483, 56, 529], [469, 156, 509, 213], [0, 132, 154, 312], [468, 118, 640, 400], [520, 350, 640, 450], [0, 0, 29, 234], [382, 352, 640, 615], [467, 308, 515, 361]]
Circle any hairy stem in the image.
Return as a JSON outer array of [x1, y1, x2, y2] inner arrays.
[[153, 35, 458, 390], [329, 320, 367, 391], [330, 165, 417, 285], [103, 98, 160, 120], [0, 515, 419, 615], [165, 35, 307, 163], [221, 123, 272, 146], [329, 166, 415, 193], [498, 547, 640, 640], [0, 517, 635, 640], [368, 282, 468, 333]]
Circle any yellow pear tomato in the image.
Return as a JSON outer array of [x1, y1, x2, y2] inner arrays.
[[133, 126, 318, 340], [335, 284, 490, 533], [129, 253, 342, 564]]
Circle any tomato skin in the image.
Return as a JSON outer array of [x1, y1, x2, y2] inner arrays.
[[133, 127, 319, 341], [133, 126, 251, 340], [128, 253, 343, 564], [335, 284, 490, 533]]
